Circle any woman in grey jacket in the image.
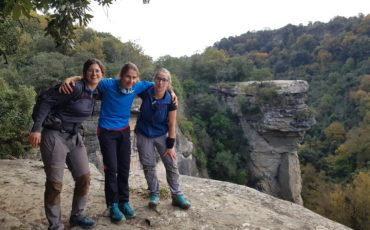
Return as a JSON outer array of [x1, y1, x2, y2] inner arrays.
[[29, 58, 104, 230]]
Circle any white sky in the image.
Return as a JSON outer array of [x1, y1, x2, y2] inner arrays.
[[89, 0, 370, 60]]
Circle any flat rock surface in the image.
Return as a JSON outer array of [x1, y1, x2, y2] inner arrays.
[[0, 159, 350, 230]]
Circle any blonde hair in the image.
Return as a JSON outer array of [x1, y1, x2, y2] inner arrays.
[[154, 68, 172, 89], [119, 62, 140, 78]]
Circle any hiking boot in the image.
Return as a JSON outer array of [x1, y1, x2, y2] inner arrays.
[[109, 203, 125, 223], [148, 193, 160, 208], [119, 202, 135, 219], [69, 215, 96, 229], [172, 194, 191, 209]]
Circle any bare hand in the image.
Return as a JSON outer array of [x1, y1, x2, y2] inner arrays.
[[59, 78, 77, 94], [29, 132, 41, 148], [171, 92, 178, 106], [164, 148, 176, 161]]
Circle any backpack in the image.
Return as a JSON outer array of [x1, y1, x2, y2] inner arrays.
[[31, 82, 84, 125]]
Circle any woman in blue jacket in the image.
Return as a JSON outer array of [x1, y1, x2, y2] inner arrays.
[[135, 68, 190, 209]]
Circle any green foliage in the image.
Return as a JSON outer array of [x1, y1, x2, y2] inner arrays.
[[0, 14, 155, 159], [250, 67, 273, 80], [1, 12, 370, 229], [0, 19, 20, 63], [159, 187, 170, 199], [324, 122, 346, 142], [21, 52, 74, 92], [294, 107, 315, 122], [170, 74, 184, 102], [182, 79, 202, 97], [303, 168, 370, 230], [242, 83, 279, 105], [178, 118, 194, 140], [1, 0, 120, 49], [184, 92, 250, 184], [0, 78, 35, 158], [237, 95, 261, 118], [213, 14, 370, 184]]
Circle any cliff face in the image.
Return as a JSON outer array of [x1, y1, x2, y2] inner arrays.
[[211, 80, 315, 205], [0, 159, 349, 230], [83, 99, 199, 176]]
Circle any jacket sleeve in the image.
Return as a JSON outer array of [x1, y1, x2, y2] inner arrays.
[[31, 83, 82, 132], [135, 80, 154, 95]]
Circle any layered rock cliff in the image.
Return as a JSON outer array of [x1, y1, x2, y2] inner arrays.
[[83, 98, 199, 176], [0, 159, 349, 230], [210, 80, 315, 205]]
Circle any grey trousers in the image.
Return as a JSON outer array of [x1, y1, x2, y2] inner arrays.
[[136, 132, 182, 197], [40, 129, 91, 230]]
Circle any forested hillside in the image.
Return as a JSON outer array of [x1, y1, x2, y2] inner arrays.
[[154, 15, 370, 229], [0, 13, 369, 229]]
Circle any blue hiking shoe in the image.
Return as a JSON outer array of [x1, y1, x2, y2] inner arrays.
[[119, 202, 135, 219], [148, 193, 160, 208], [69, 215, 96, 229], [172, 194, 191, 210], [109, 203, 125, 223]]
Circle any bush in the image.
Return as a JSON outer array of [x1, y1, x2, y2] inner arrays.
[[178, 118, 195, 140], [237, 95, 261, 118], [0, 78, 36, 158]]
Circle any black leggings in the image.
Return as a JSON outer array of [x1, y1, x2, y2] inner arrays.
[[98, 127, 131, 206]]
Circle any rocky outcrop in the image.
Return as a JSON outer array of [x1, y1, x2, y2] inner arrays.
[[175, 127, 199, 176], [83, 101, 103, 171], [0, 159, 349, 230], [83, 98, 199, 176], [211, 80, 315, 205]]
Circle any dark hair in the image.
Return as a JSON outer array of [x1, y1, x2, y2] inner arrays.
[[119, 62, 140, 78], [82, 58, 105, 79]]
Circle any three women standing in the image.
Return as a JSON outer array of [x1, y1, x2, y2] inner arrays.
[[32, 61, 189, 229], [61, 62, 156, 223]]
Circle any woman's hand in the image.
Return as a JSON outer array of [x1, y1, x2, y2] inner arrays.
[[170, 91, 178, 106], [164, 148, 177, 161], [59, 76, 82, 94], [29, 132, 41, 148]]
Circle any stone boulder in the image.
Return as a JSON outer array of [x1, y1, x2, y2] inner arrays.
[[211, 80, 315, 205], [0, 159, 349, 230], [175, 127, 199, 176]]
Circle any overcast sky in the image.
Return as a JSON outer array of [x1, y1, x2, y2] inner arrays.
[[89, 0, 370, 60]]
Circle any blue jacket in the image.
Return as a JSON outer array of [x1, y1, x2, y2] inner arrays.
[[98, 78, 153, 129], [135, 87, 174, 138]]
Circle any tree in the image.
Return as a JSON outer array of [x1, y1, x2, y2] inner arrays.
[[317, 49, 332, 66], [324, 122, 346, 142], [102, 37, 123, 63], [0, 78, 35, 158], [191, 47, 229, 82], [0, 0, 150, 49], [359, 74, 370, 92], [74, 28, 105, 60], [21, 52, 76, 92], [250, 67, 273, 80], [226, 55, 253, 81], [0, 19, 20, 63]]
